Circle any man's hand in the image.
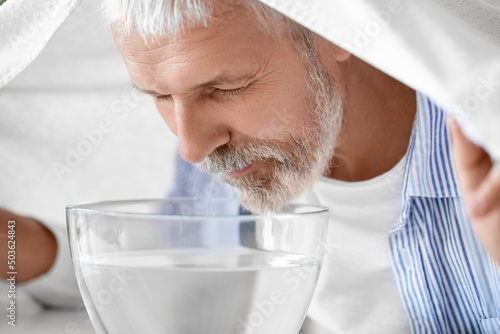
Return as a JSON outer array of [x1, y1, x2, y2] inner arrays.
[[0, 209, 58, 283], [449, 117, 500, 265]]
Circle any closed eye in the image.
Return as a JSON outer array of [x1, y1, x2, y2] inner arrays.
[[213, 86, 247, 96], [155, 94, 172, 101], [153, 86, 248, 101]]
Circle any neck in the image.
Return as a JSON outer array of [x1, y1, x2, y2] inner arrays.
[[326, 57, 416, 181]]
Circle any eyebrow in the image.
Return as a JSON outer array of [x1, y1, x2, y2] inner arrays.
[[132, 73, 257, 97]]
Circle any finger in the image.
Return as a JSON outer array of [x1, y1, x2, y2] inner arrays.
[[448, 117, 491, 193], [470, 165, 500, 217]]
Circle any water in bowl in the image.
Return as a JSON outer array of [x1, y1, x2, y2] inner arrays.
[[75, 247, 320, 334]]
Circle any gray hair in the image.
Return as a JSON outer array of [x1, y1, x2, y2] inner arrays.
[[102, 0, 308, 42]]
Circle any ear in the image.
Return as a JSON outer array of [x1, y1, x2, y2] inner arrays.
[[314, 34, 352, 62]]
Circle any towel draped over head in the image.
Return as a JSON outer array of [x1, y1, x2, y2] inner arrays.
[[1, 0, 499, 162], [0, 0, 81, 88], [259, 0, 500, 162]]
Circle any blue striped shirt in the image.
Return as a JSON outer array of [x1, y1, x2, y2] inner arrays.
[[170, 92, 500, 333], [389, 93, 500, 334]]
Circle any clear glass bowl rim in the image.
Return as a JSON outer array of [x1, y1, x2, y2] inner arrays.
[[66, 198, 329, 221]]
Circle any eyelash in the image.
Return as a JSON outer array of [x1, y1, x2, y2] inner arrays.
[[154, 86, 247, 101], [213, 86, 247, 96], [156, 95, 172, 101]]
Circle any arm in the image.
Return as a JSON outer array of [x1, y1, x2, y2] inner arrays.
[[0, 209, 57, 283], [449, 118, 500, 264]]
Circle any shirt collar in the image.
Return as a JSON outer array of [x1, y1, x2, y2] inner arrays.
[[404, 92, 461, 199]]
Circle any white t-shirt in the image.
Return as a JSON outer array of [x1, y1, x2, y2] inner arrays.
[[299, 155, 411, 334]]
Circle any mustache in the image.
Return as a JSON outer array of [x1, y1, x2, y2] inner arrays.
[[196, 137, 310, 175]]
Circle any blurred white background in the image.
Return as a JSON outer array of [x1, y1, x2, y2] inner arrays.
[[0, 1, 177, 333]]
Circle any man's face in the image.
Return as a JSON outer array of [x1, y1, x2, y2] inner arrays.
[[115, 5, 343, 212]]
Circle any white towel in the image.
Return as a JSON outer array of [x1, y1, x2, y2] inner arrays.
[[0, 0, 82, 88], [259, 0, 500, 162], [1, 0, 499, 161]]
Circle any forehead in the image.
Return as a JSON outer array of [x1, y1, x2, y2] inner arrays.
[[113, 5, 293, 90]]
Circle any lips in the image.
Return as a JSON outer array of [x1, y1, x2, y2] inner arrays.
[[227, 163, 253, 177]]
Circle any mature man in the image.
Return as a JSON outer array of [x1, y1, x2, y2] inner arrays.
[[1, 0, 499, 332], [101, 1, 500, 333]]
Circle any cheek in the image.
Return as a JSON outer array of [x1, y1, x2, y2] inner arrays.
[[229, 92, 310, 142], [255, 109, 303, 141], [231, 58, 311, 141]]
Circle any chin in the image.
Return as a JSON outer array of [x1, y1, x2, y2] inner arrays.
[[230, 176, 314, 214]]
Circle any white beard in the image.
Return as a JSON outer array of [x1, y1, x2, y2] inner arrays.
[[197, 52, 343, 213]]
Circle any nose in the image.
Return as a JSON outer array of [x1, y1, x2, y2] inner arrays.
[[172, 100, 231, 164]]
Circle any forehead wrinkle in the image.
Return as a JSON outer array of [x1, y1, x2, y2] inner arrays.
[[131, 54, 265, 97], [127, 39, 268, 93], [122, 32, 232, 78], [118, 5, 285, 96]]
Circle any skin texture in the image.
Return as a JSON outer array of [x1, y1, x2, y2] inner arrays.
[[322, 49, 417, 181], [0, 209, 57, 283], [449, 118, 500, 264], [115, 4, 416, 184], [119, 25, 312, 167]]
